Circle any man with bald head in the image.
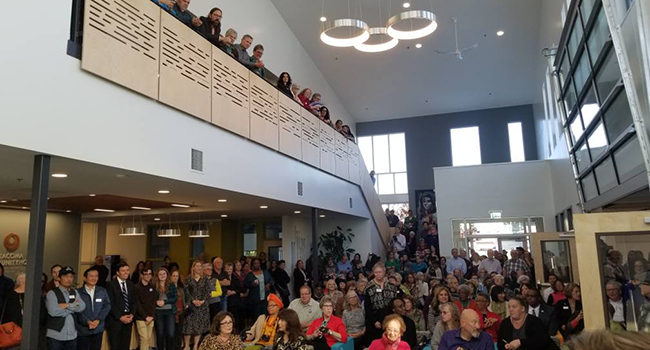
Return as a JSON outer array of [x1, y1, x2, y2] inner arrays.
[[437, 309, 493, 350]]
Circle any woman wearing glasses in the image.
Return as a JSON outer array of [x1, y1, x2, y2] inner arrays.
[[307, 296, 348, 350], [199, 311, 244, 350]]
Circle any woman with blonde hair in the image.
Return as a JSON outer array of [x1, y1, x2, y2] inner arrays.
[[183, 260, 211, 350], [342, 290, 365, 350], [567, 330, 650, 350], [154, 267, 178, 350], [430, 302, 460, 349], [427, 285, 451, 333]]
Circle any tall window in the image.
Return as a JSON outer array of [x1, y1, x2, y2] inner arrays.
[[508, 122, 526, 162], [358, 133, 408, 195], [450, 127, 482, 166]]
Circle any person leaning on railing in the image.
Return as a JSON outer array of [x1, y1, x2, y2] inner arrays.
[[234, 35, 264, 72], [197, 7, 223, 47], [277, 72, 293, 98], [158, 0, 202, 28], [250, 44, 266, 77], [220, 29, 239, 59]]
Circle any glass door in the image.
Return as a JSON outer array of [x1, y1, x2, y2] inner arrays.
[[467, 235, 530, 257]]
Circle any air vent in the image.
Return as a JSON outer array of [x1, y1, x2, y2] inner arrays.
[[349, 198, 353, 208], [191, 149, 203, 172], [297, 182, 303, 196]]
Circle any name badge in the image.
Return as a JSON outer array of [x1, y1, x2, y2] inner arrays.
[[149, 288, 153, 292], [563, 306, 569, 310], [69, 295, 76, 300], [96, 298, 102, 302], [376, 288, 382, 293]]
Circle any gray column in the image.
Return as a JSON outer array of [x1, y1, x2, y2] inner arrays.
[[21, 155, 50, 350], [311, 207, 319, 286]]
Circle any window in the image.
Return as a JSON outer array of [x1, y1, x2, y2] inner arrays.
[[381, 203, 409, 221], [243, 223, 257, 256], [508, 122, 526, 162], [191, 239, 205, 259], [358, 133, 408, 195], [450, 126, 481, 166]]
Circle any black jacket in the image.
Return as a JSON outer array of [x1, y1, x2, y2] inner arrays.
[[197, 17, 221, 46], [292, 268, 310, 297], [556, 299, 583, 338], [528, 303, 559, 336], [401, 313, 417, 350], [497, 315, 559, 350], [105, 278, 137, 329]]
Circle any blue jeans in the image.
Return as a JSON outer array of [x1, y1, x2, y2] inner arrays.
[[155, 309, 175, 350], [221, 297, 228, 312], [47, 337, 77, 350]]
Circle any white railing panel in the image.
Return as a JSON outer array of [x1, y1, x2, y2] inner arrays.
[[301, 109, 320, 167], [279, 94, 303, 160], [211, 46, 250, 137], [249, 73, 280, 150]]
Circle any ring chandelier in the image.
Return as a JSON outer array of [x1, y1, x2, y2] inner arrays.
[[319, 0, 438, 53]]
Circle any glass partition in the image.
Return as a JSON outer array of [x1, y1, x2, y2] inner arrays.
[[541, 240, 573, 283]]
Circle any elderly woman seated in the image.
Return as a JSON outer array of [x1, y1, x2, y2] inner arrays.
[[245, 294, 284, 350]]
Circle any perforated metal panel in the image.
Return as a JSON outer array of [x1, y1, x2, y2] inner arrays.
[[81, 0, 160, 98], [212, 46, 250, 137], [301, 109, 321, 167], [249, 74, 279, 150], [348, 141, 361, 184], [159, 14, 211, 121], [319, 121, 336, 174], [279, 94, 303, 160]]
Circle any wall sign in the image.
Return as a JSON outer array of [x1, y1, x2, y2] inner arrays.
[[1, 233, 27, 266]]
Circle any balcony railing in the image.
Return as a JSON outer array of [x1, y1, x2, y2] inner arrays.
[[78, 0, 390, 244]]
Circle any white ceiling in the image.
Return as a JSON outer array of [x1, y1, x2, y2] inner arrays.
[[271, 0, 543, 122]]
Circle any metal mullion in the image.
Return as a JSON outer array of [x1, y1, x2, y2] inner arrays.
[[387, 134, 394, 194], [581, 0, 605, 36]]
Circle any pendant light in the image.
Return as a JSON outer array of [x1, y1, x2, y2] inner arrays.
[[120, 214, 145, 236], [320, 0, 370, 47], [188, 214, 210, 238], [386, 0, 437, 40], [157, 214, 182, 237], [355, 0, 399, 52]]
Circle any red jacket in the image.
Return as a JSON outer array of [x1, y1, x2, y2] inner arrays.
[[478, 309, 502, 343], [307, 315, 348, 347], [298, 95, 311, 110], [368, 338, 410, 350], [453, 299, 479, 313]]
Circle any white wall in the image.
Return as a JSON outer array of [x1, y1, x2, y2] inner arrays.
[[0, 0, 372, 221], [434, 161, 557, 255], [531, 0, 581, 216], [185, 0, 355, 132]]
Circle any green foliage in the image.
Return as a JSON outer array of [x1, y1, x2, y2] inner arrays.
[[317, 226, 355, 263]]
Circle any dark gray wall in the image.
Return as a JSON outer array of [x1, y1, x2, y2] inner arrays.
[[356, 104, 538, 207]]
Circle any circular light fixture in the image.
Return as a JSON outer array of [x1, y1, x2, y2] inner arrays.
[[320, 18, 370, 47], [188, 224, 210, 238], [294, 211, 301, 214], [157, 228, 182, 237], [217, 199, 227, 203], [221, 214, 228, 218], [415, 43, 422, 48], [158, 190, 170, 194], [386, 10, 437, 40], [154, 218, 161, 221], [260, 205, 268, 209], [120, 227, 145, 236], [65, 210, 71, 213], [0, 200, 7, 203], [52, 174, 68, 178], [320, 16, 327, 22], [402, 2, 411, 8], [89, 194, 96, 197], [496, 30, 505, 36], [320, 214, 326, 218], [354, 27, 399, 53]]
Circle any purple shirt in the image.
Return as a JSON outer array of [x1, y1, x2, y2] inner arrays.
[[437, 329, 493, 350]]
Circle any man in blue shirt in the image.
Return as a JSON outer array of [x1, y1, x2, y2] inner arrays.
[[46, 266, 86, 350], [446, 248, 468, 275], [438, 309, 493, 350], [337, 255, 352, 275]]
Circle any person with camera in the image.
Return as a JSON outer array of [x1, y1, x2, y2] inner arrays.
[[307, 296, 348, 350], [245, 294, 283, 350], [390, 231, 407, 256]]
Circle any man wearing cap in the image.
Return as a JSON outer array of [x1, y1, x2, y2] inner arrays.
[[289, 285, 322, 331], [106, 262, 138, 350], [45, 266, 86, 350]]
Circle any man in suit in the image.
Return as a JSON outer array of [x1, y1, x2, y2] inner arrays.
[[526, 287, 558, 336], [106, 262, 137, 350]]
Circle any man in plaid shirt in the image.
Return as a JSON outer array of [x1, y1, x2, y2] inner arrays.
[[503, 250, 530, 282]]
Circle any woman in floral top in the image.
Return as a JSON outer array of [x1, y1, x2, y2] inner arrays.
[[273, 309, 309, 350], [199, 311, 244, 350], [403, 296, 425, 332]]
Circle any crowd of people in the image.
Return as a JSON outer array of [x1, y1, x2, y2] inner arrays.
[[1, 241, 650, 350], [149, 0, 355, 143]]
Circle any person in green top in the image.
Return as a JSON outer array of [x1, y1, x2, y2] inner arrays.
[[385, 251, 400, 271]]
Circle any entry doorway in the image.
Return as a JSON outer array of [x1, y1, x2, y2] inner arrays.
[[467, 234, 530, 257]]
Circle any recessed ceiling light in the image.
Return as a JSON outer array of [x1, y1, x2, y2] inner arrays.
[[415, 43, 422, 49], [496, 30, 505, 36], [0, 200, 6, 203], [221, 214, 228, 218], [131, 206, 151, 210], [158, 190, 170, 194], [320, 214, 326, 218], [66, 210, 71, 213], [171, 204, 190, 208], [52, 174, 68, 178], [320, 16, 327, 22], [218, 199, 227, 203], [260, 205, 268, 209], [154, 218, 161, 221], [22, 207, 29, 210], [94, 208, 115, 213], [294, 211, 301, 214], [402, 2, 411, 8]]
